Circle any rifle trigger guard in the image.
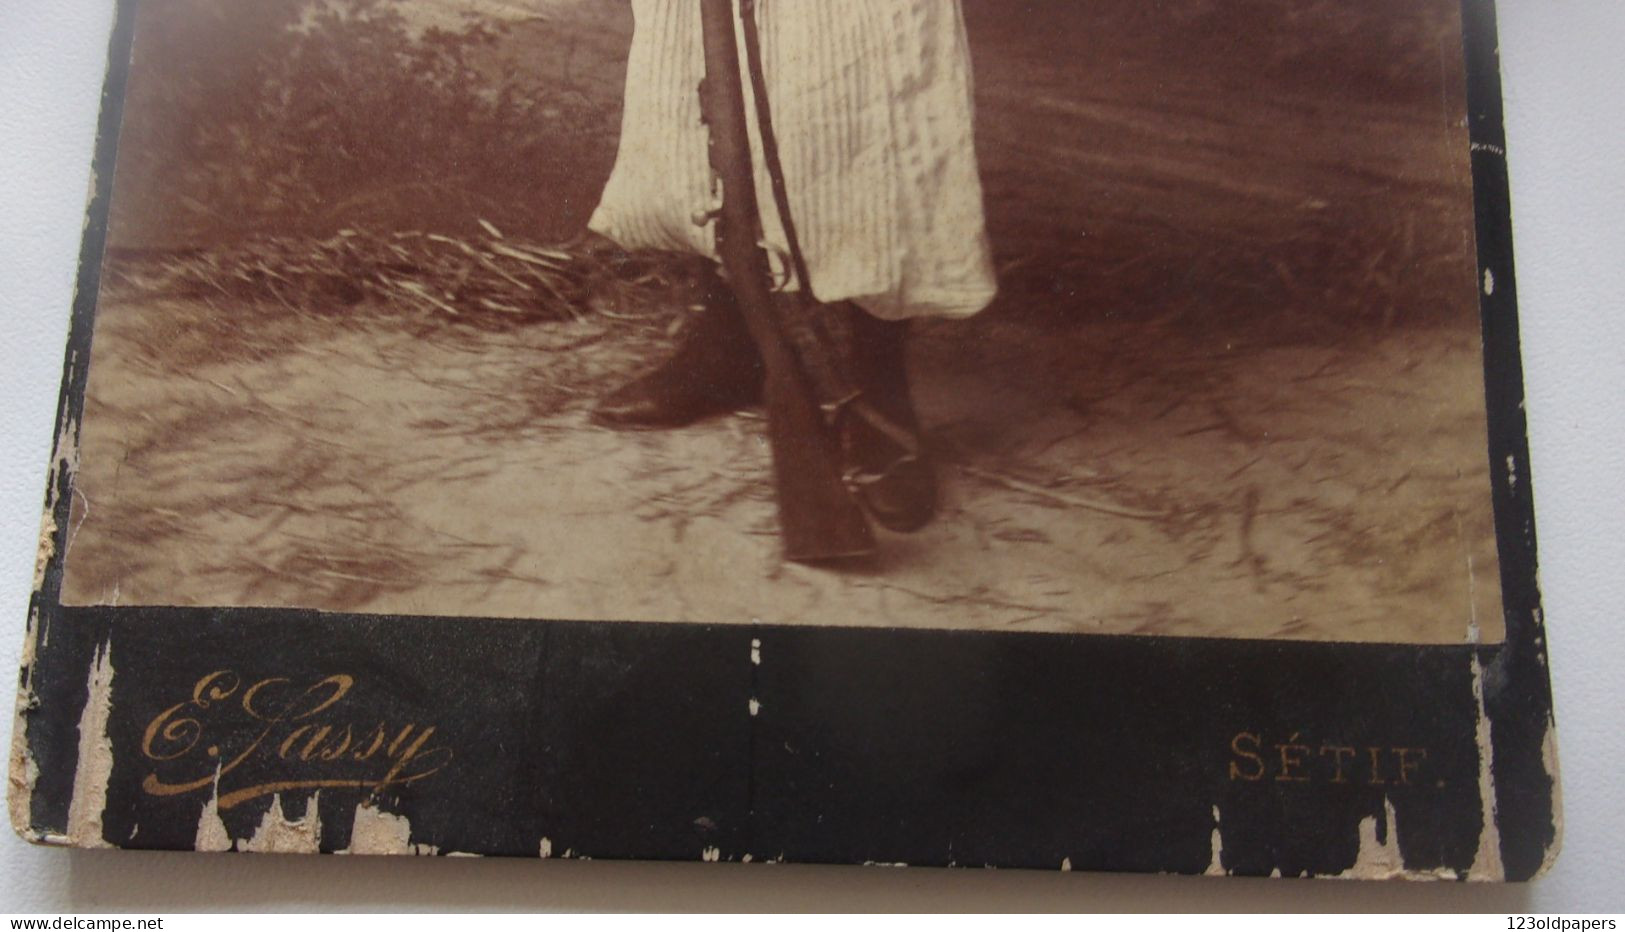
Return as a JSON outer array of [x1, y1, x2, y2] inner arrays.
[[759, 240, 796, 292]]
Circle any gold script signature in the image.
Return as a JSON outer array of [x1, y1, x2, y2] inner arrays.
[[141, 671, 452, 810]]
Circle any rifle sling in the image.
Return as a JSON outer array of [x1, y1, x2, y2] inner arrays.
[[737, 0, 920, 462]]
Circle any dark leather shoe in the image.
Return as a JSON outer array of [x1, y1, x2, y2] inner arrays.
[[843, 311, 938, 533], [591, 279, 763, 429], [844, 412, 938, 533]]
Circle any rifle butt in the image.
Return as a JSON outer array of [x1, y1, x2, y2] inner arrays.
[[763, 363, 877, 563], [697, 0, 876, 564]]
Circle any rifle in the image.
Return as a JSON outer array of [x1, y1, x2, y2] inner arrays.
[[695, 0, 876, 562]]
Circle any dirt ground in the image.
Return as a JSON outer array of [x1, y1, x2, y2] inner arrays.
[[59, 287, 1502, 643]]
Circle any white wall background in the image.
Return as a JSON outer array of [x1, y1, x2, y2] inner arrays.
[[1, 0, 1620, 913]]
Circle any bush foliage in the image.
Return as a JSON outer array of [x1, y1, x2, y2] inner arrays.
[[111, 0, 623, 247]]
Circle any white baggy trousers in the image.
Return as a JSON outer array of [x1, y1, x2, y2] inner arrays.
[[589, 0, 998, 321]]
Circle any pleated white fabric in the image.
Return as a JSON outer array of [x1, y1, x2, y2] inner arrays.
[[588, 0, 997, 320]]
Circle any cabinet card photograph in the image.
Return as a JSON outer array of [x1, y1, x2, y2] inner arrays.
[[13, 0, 1556, 881]]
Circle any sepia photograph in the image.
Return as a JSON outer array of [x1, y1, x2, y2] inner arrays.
[[10, 0, 1570, 880], [59, 0, 1503, 644]]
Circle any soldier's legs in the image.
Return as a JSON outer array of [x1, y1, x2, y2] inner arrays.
[[590, 265, 764, 429], [591, 287, 938, 532], [842, 305, 938, 533]]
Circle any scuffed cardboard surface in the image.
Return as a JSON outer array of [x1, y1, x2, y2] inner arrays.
[[239, 794, 322, 855], [6, 612, 44, 843], [339, 803, 444, 857], [8, 594, 1559, 877], [341, 803, 416, 856], [10, 356, 90, 842], [5, 0, 116, 849], [1537, 717, 1564, 877], [63, 644, 113, 848], [194, 778, 232, 852], [33, 515, 58, 597], [1468, 635, 1507, 881]]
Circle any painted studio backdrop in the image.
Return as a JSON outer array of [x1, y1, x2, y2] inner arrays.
[[65, 0, 1499, 644]]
